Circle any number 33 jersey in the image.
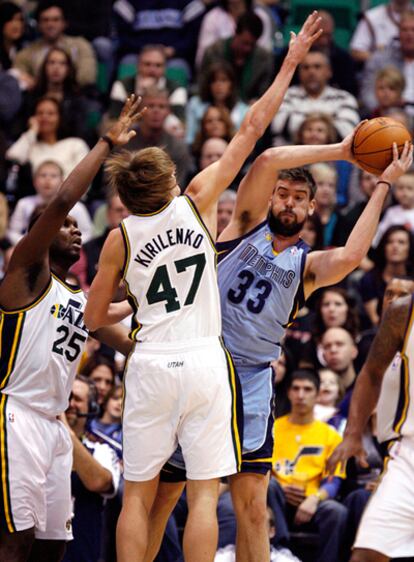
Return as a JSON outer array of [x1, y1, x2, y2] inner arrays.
[[217, 221, 310, 366], [0, 274, 87, 416], [120, 195, 221, 343]]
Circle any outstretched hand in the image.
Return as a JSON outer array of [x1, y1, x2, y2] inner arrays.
[[287, 11, 323, 63], [106, 94, 146, 146], [380, 141, 413, 184], [326, 433, 368, 476]]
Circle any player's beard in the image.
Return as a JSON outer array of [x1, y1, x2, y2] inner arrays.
[[267, 209, 305, 237]]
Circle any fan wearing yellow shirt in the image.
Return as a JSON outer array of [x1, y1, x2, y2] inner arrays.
[[269, 369, 347, 562]]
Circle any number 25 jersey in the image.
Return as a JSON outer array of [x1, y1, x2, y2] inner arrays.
[[120, 195, 221, 343], [0, 274, 88, 416], [217, 221, 310, 366]]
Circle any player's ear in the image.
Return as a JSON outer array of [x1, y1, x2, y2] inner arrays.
[[308, 198, 316, 216]]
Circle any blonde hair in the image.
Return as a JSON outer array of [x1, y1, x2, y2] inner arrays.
[[309, 162, 337, 183], [375, 66, 406, 94], [105, 147, 176, 214], [0, 193, 9, 239]]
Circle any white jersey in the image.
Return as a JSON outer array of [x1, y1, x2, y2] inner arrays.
[[0, 274, 88, 416], [120, 195, 221, 343], [377, 296, 414, 442]]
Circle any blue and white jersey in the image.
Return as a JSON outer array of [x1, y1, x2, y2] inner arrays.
[[217, 221, 310, 367]]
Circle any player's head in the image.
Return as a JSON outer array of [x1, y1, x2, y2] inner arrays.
[[105, 147, 180, 214], [269, 168, 316, 238], [287, 369, 320, 415], [382, 276, 414, 314], [33, 160, 63, 202]]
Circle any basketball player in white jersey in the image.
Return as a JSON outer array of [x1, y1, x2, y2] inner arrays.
[[0, 97, 143, 562], [328, 277, 414, 562], [83, 13, 325, 562]]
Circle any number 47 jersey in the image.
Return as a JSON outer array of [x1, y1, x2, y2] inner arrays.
[[120, 195, 221, 343], [0, 274, 88, 416]]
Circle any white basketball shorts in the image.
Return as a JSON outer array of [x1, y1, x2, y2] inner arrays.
[[122, 337, 242, 481], [0, 394, 73, 540], [354, 437, 414, 557]]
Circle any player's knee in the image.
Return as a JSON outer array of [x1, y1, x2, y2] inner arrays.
[[236, 493, 267, 528]]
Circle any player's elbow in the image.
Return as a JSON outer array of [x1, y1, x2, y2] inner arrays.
[[240, 113, 266, 141], [87, 470, 113, 494]]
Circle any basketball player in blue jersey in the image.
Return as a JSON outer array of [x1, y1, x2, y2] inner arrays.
[[0, 97, 143, 562], [84, 13, 325, 562], [144, 142, 413, 561]]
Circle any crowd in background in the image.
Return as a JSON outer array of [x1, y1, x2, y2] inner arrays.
[[1, 1, 414, 561]]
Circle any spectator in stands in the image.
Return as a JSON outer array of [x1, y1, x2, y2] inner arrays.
[[0, 1, 24, 70], [360, 225, 414, 326], [315, 368, 346, 431], [73, 192, 129, 288], [192, 105, 234, 159], [217, 189, 236, 236], [89, 384, 123, 455], [372, 171, 414, 246], [272, 49, 359, 145], [350, 0, 412, 63], [196, 0, 274, 68], [0, 69, 21, 183], [269, 369, 347, 562], [7, 160, 93, 244], [275, 10, 358, 96], [310, 163, 345, 247], [299, 213, 324, 251], [360, 10, 414, 112], [63, 375, 121, 562], [13, 0, 97, 89], [82, 353, 116, 406], [6, 96, 89, 178], [186, 61, 248, 144], [124, 85, 193, 187], [23, 47, 95, 142], [200, 12, 274, 103], [199, 137, 228, 170], [107, 44, 187, 125], [365, 65, 406, 120]]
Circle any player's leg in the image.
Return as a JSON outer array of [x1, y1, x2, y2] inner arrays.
[[28, 539, 66, 562], [117, 477, 159, 562], [229, 472, 270, 562], [350, 549, 389, 562], [0, 528, 35, 562], [144, 480, 185, 562], [183, 478, 220, 562]]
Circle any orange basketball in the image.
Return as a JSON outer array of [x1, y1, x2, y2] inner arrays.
[[352, 117, 412, 175]]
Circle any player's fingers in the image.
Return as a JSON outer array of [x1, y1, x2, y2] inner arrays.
[[302, 10, 319, 31], [310, 29, 323, 43], [357, 451, 369, 469], [290, 31, 296, 41], [126, 130, 136, 141], [392, 142, 399, 161], [130, 95, 142, 115]]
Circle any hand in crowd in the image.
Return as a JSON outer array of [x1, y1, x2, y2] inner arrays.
[[294, 494, 319, 525], [326, 433, 368, 475], [380, 141, 413, 185], [105, 94, 147, 147], [286, 11, 323, 64], [283, 484, 306, 507], [28, 115, 40, 134]]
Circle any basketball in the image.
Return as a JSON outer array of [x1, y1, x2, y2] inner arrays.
[[352, 117, 412, 175]]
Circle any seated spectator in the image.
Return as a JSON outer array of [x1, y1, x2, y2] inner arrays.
[[366, 65, 406, 120], [360, 11, 414, 113], [315, 368, 346, 433], [72, 192, 129, 288], [123, 85, 193, 187], [89, 384, 123, 457], [309, 163, 345, 247], [299, 213, 324, 251], [350, 0, 411, 63], [82, 353, 116, 406], [196, 0, 274, 68], [271, 49, 359, 145], [0, 1, 24, 70], [6, 96, 89, 179], [372, 171, 414, 247], [192, 105, 234, 160], [107, 44, 187, 125], [200, 12, 274, 103], [7, 160, 93, 244], [269, 369, 347, 562], [360, 225, 414, 326], [63, 375, 121, 562], [13, 0, 97, 89], [217, 189, 236, 236], [186, 61, 248, 145], [22, 46, 97, 142], [275, 10, 358, 96]]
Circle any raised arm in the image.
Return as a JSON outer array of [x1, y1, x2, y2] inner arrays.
[[327, 297, 409, 473], [303, 142, 413, 297], [185, 12, 323, 217]]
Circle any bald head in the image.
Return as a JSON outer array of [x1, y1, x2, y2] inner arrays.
[[322, 327, 358, 374], [200, 137, 228, 170]]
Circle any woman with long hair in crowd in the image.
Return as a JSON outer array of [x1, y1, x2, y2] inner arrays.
[[191, 104, 235, 159], [0, 1, 24, 70]]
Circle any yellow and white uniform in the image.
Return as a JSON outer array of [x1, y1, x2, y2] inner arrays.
[[120, 195, 242, 481], [354, 297, 414, 558], [0, 274, 88, 538]]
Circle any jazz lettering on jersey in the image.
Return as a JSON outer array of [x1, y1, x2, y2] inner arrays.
[[50, 298, 88, 333], [134, 228, 204, 268], [240, 244, 295, 288]]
